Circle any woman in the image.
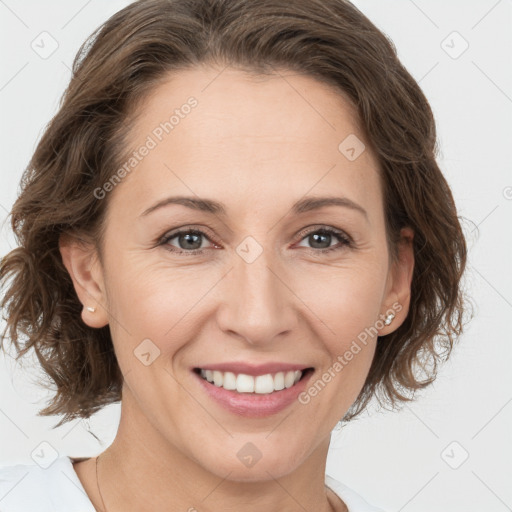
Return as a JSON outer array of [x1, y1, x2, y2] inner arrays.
[[0, 0, 468, 510]]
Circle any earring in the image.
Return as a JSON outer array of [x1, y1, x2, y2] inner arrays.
[[383, 312, 395, 326], [86, 306, 96, 313]]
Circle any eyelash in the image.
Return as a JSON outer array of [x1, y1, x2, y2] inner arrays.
[[158, 225, 353, 256]]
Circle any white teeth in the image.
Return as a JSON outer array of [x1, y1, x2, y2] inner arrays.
[[199, 369, 305, 394], [254, 374, 274, 394], [213, 370, 223, 387], [284, 371, 295, 389], [222, 371, 237, 390], [274, 372, 285, 391], [236, 373, 255, 393]]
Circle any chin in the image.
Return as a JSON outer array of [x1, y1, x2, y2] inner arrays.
[[190, 437, 310, 482]]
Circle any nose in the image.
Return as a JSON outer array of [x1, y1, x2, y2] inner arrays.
[[215, 247, 298, 346]]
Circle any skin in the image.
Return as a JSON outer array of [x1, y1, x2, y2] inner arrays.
[[60, 65, 414, 512]]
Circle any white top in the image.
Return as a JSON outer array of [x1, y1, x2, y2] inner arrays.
[[0, 456, 385, 511]]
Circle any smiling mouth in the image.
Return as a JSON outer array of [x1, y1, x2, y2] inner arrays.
[[193, 367, 314, 395]]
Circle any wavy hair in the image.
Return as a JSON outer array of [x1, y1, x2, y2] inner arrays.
[[0, 0, 471, 426]]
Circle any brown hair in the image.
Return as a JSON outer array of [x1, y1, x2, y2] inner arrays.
[[0, 0, 471, 427]]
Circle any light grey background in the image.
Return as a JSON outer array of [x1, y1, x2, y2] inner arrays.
[[1, 1, 511, 511]]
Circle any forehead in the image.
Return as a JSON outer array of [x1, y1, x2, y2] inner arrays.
[[113, 65, 382, 218]]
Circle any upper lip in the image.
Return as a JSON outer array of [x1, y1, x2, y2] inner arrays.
[[193, 362, 313, 376]]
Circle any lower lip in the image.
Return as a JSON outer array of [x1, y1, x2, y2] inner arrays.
[[193, 369, 314, 418]]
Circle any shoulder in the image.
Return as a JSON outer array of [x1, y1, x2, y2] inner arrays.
[[0, 456, 95, 512], [325, 474, 387, 512]]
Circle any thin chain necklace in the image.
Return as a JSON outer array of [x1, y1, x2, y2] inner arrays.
[[95, 455, 108, 512]]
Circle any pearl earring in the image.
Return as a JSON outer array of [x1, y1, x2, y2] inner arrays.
[[86, 306, 96, 313], [384, 312, 395, 326]]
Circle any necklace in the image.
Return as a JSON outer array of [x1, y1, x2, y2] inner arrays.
[[95, 454, 108, 512]]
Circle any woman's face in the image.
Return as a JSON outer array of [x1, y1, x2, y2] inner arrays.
[[65, 65, 413, 481]]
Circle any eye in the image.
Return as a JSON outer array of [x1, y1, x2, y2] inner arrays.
[[295, 226, 352, 253], [158, 225, 353, 255], [159, 228, 218, 255]]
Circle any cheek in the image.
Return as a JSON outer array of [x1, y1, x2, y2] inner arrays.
[[104, 250, 196, 318], [298, 278, 382, 418], [296, 261, 386, 393], [103, 255, 217, 361], [295, 258, 387, 336]]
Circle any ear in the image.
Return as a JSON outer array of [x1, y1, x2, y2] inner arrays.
[[59, 233, 109, 328], [377, 227, 415, 336]]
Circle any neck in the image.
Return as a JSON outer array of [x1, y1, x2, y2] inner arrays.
[[95, 394, 342, 512]]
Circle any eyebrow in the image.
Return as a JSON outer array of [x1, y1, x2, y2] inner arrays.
[[140, 195, 368, 221]]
